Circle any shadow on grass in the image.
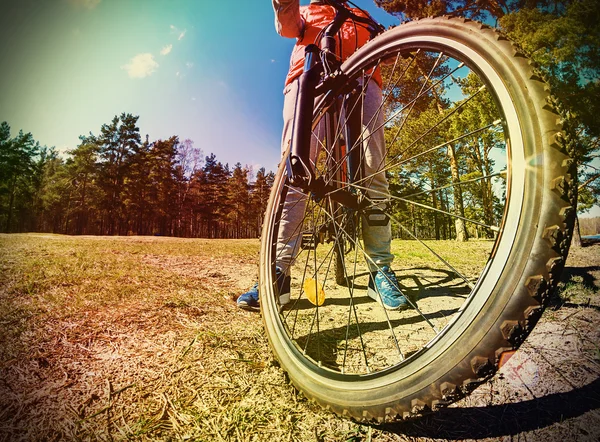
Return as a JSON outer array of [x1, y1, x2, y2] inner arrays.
[[286, 266, 471, 311], [377, 255, 600, 439], [549, 263, 600, 312], [378, 377, 600, 439]]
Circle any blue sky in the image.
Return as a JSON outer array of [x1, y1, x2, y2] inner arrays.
[[1, 0, 598, 218], [0, 0, 398, 174]]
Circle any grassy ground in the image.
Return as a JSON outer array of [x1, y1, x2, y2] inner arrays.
[[1, 234, 598, 441]]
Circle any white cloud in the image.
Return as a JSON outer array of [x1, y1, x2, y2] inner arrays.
[[160, 44, 173, 56], [170, 25, 187, 41], [186, 61, 194, 69], [68, 0, 101, 9], [122, 53, 159, 78]]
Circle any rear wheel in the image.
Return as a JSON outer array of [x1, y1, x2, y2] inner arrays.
[[259, 17, 576, 422]]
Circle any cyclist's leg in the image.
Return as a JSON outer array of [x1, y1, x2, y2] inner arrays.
[[360, 80, 394, 272], [277, 79, 392, 274]]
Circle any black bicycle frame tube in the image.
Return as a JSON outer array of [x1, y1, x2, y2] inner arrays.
[[321, 6, 350, 61], [288, 44, 321, 187], [287, 4, 369, 211], [288, 7, 350, 187]]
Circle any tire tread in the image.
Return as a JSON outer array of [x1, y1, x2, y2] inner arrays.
[[260, 15, 575, 424]]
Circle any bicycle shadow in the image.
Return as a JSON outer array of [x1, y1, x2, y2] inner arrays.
[[378, 377, 600, 439], [377, 260, 600, 439], [547, 264, 600, 311], [288, 266, 471, 311], [397, 266, 473, 301], [284, 266, 478, 368], [288, 307, 460, 369], [286, 257, 600, 433]]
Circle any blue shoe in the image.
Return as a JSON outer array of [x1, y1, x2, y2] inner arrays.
[[237, 268, 291, 310], [367, 266, 410, 311], [237, 282, 259, 310]]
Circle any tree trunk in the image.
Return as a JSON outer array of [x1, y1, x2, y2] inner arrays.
[[471, 142, 494, 238], [428, 160, 440, 240], [447, 144, 468, 242], [482, 145, 495, 237], [5, 174, 17, 232], [411, 204, 416, 238], [571, 214, 583, 248]]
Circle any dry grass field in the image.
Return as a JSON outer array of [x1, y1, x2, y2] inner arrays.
[[1, 234, 598, 441]]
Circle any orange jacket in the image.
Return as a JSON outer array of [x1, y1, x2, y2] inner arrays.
[[279, 3, 381, 88]]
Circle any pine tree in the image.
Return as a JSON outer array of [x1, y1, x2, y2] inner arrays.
[[38, 152, 71, 233], [377, 0, 600, 242], [96, 113, 141, 235], [200, 153, 231, 238], [251, 167, 274, 236], [147, 136, 179, 236], [227, 163, 251, 238], [66, 138, 101, 234], [0, 122, 40, 232]]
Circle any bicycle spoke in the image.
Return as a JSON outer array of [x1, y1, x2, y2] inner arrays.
[[384, 52, 448, 154], [325, 59, 491, 191], [317, 199, 438, 336], [267, 42, 514, 376], [402, 169, 507, 200], [346, 181, 501, 233], [328, 204, 371, 373], [388, 85, 488, 164], [383, 210, 477, 291]]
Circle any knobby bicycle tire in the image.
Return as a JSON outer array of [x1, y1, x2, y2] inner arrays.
[[259, 16, 576, 422]]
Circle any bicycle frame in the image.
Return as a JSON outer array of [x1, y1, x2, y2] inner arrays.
[[286, 0, 383, 211]]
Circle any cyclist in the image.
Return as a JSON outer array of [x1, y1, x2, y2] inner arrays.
[[237, 0, 410, 311]]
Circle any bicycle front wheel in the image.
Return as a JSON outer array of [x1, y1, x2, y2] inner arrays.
[[259, 17, 575, 422]]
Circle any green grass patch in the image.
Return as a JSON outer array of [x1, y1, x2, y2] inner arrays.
[[557, 274, 598, 305], [1, 233, 595, 441]]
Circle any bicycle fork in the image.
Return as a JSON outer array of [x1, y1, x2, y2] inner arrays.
[[286, 51, 366, 211], [287, 44, 321, 189]]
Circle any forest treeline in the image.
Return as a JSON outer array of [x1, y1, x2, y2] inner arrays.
[[0, 116, 274, 238], [1, 0, 598, 239]]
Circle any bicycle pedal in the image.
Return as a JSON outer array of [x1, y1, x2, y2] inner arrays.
[[301, 233, 318, 249]]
